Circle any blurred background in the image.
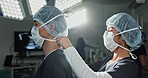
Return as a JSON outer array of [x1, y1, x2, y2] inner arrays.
[[0, 0, 148, 78]]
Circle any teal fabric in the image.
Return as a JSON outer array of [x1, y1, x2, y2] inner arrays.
[[142, 73, 148, 78], [0, 70, 11, 78]]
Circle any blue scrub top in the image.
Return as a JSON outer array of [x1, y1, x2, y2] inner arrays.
[[35, 49, 73, 78], [89, 56, 138, 78]]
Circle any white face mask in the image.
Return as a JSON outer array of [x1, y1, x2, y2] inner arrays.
[[103, 31, 118, 52], [31, 26, 44, 47], [31, 26, 56, 47], [103, 27, 140, 59], [31, 14, 63, 47]]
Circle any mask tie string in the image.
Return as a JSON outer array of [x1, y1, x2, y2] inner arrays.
[[38, 14, 64, 29], [129, 52, 137, 60]]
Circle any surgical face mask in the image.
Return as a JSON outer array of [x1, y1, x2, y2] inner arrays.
[[103, 31, 118, 52], [31, 26, 56, 47], [103, 27, 140, 59], [31, 14, 63, 47]]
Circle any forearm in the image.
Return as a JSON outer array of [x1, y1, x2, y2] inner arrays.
[[64, 47, 112, 78], [142, 63, 148, 71], [139, 55, 148, 71]]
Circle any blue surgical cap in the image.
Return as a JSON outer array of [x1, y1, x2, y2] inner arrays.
[[106, 12, 142, 51], [33, 5, 68, 37]]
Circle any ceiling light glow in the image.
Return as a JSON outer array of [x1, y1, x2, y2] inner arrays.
[[0, 0, 25, 20]]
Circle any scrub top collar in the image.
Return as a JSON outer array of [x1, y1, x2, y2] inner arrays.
[[44, 49, 58, 59]]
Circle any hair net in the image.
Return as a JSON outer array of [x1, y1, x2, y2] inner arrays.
[[106, 12, 142, 51], [33, 5, 68, 38]]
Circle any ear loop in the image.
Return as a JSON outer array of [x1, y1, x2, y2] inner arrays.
[[38, 14, 64, 29], [116, 27, 140, 35], [44, 38, 57, 42]]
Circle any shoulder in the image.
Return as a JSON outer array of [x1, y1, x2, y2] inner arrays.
[[45, 49, 70, 65], [115, 57, 137, 69], [107, 57, 138, 78], [46, 49, 65, 59]]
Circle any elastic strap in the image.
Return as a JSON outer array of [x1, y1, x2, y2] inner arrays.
[[39, 14, 64, 28], [117, 44, 137, 59]]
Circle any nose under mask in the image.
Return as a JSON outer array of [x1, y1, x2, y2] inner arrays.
[[103, 31, 119, 52]]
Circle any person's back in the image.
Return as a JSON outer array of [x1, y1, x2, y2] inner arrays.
[[35, 49, 73, 78]]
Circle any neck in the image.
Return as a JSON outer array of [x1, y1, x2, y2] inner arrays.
[[43, 41, 61, 56], [111, 47, 130, 62]]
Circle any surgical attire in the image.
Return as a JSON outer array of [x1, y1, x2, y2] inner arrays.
[[35, 49, 73, 78], [31, 5, 73, 78], [105, 13, 142, 60], [32, 5, 68, 41], [106, 13, 142, 51], [63, 13, 141, 78]]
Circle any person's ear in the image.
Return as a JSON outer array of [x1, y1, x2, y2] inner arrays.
[[49, 24, 55, 32], [119, 35, 127, 46]]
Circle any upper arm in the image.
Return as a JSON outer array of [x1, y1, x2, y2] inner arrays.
[[139, 55, 147, 65], [138, 55, 148, 71]]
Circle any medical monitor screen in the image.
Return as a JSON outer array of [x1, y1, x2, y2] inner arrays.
[[14, 31, 42, 52]]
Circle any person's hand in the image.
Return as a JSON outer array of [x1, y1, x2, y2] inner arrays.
[[56, 36, 73, 49]]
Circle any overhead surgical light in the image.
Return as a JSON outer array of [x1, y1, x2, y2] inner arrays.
[[0, 0, 25, 20], [27, 0, 46, 15], [55, 0, 82, 11], [66, 8, 87, 29]]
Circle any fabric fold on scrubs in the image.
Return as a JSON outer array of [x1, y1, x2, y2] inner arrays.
[[64, 47, 112, 78]]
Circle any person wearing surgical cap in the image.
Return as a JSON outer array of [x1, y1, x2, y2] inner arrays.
[[57, 12, 142, 78], [31, 5, 73, 78]]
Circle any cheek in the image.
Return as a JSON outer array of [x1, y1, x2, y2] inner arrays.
[[113, 36, 123, 44], [39, 28, 53, 39], [39, 28, 47, 38]]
